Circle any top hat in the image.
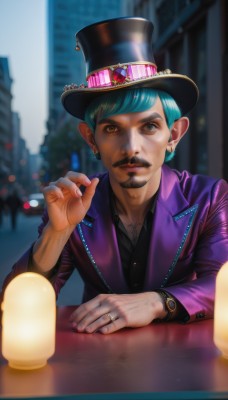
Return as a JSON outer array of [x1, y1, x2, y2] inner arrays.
[[61, 17, 199, 120]]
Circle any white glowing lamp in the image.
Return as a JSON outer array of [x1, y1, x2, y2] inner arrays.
[[1, 272, 56, 370], [214, 261, 228, 358]]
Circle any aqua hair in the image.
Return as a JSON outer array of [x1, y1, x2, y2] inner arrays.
[[84, 88, 182, 162]]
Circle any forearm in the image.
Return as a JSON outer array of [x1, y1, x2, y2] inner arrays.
[[32, 222, 75, 274]]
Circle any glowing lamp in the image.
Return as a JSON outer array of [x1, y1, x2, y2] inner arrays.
[[1, 272, 56, 370], [214, 261, 228, 358]]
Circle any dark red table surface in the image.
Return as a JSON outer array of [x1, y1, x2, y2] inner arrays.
[[1, 306, 228, 400]]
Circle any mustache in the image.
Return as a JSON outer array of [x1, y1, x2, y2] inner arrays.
[[112, 156, 152, 168]]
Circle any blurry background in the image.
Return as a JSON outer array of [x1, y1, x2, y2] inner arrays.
[[0, 0, 227, 303], [0, 0, 227, 198]]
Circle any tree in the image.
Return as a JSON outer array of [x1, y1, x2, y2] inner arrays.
[[46, 121, 86, 181]]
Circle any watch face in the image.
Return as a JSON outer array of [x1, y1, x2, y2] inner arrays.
[[167, 298, 176, 312]]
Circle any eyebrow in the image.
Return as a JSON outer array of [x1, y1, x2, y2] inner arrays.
[[97, 112, 164, 126], [139, 112, 164, 123]]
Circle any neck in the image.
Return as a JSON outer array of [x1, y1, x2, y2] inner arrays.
[[110, 171, 161, 222]]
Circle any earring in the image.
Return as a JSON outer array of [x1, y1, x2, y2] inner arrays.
[[94, 152, 101, 160], [170, 145, 175, 153]]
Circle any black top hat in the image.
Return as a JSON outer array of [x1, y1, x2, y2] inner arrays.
[[61, 17, 199, 119]]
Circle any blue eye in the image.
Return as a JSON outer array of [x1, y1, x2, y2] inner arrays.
[[146, 122, 156, 129], [142, 122, 158, 133]]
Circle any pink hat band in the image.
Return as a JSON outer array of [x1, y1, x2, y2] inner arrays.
[[87, 63, 157, 88]]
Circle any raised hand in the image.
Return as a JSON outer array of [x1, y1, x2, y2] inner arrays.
[[43, 171, 99, 232]]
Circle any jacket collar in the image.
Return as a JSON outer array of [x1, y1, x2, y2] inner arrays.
[[80, 165, 198, 293], [85, 165, 190, 221]]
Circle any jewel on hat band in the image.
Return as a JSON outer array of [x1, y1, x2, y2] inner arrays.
[[63, 68, 173, 93], [87, 63, 157, 88]]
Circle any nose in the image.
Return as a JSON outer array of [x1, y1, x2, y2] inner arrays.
[[120, 129, 141, 156]]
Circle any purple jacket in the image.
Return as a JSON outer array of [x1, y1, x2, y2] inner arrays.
[[2, 165, 228, 322]]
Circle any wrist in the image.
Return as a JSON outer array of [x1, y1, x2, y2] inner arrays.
[[47, 221, 75, 236], [147, 291, 168, 320], [32, 222, 74, 273], [156, 290, 177, 321]]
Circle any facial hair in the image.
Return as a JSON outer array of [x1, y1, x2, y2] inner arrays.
[[112, 156, 151, 169], [112, 156, 152, 189], [120, 174, 148, 189]]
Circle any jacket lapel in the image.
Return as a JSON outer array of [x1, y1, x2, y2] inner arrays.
[[77, 174, 129, 293], [77, 167, 199, 294], [144, 165, 198, 290]]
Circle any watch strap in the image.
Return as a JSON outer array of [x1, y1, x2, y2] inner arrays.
[[157, 290, 177, 321]]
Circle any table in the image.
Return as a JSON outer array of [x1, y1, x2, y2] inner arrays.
[[1, 306, 228, 399]]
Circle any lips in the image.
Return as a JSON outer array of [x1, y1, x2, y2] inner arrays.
[[121, 163, 141, 167], [120, 161, 146, 167], [119, 163, 145, 173]]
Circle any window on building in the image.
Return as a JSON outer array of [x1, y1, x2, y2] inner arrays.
[[189, 19, 207, 175], [169, 39, 185, 170]]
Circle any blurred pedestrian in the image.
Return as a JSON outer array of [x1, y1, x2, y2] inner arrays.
[[5, 190, 22, 230]]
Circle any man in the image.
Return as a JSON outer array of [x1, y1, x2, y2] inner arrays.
[[5, 189, 22, 230], [1, 17, 227, 334]]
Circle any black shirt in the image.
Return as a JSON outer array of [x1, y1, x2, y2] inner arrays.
[[110, 191, 156, 293], [110, 189, 187, 321]]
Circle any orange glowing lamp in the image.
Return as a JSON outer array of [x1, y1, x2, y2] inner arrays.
[[1, 272, 56, 370], [214, 261, 228, 358]]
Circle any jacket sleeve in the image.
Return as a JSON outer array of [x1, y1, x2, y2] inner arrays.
[[0, 212, 75, 304], [166, 178, 228, 322]]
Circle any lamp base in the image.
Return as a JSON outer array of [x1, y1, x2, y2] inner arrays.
[[214, 336, 228, 360], [221, 352, 228, 360], [8, 359, 47, 370]]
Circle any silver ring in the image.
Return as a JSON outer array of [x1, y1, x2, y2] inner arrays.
[[107, 313, 116, 322]]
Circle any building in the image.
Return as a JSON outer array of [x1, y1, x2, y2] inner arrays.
[[124, 0, 227, 180], [44, 0, 126, 178], [12, 112, 20, 180], [0, 57, 13, 189], [29, 153, 42, 193], [0, 59, 33, 195], [47, 0, 124, 136]]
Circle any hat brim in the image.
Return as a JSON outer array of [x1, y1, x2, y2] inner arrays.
[[61, 74, 199, 120]]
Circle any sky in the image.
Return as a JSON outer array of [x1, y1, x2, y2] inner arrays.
[[0, 0, 47, 154]]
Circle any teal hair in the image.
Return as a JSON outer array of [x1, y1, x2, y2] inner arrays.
[[84, 88, 182, 162]]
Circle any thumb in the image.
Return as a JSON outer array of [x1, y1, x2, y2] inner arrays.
[[82, 178, 99, 209]]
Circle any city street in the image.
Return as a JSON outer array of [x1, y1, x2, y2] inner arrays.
[[0, 212, 84, 305]]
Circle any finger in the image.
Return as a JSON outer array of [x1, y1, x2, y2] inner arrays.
[[50, 177, 83, 197], [98, 318, 125, 334], [43, 185, 64, 201], [85, 312, 120, 333], [78, 312, 113, 333], [69, 296, 101, 323], [65, 171, 92, 187], [44, 180, 79, 198], [75, 305, 113, 332], [70, 296, 112, 332], [74, 315, 124, 334], [82, 178, 99, 207]]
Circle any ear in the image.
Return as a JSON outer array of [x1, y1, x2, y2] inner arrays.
[[167, 117, 189, 152], [78, 122, 98, 153]]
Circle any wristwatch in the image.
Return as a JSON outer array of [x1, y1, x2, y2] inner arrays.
[[157, 290, 177, 321]]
